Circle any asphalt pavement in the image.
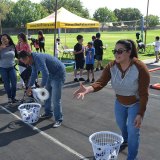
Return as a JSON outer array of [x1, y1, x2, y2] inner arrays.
[[0, 58, 160, 160]]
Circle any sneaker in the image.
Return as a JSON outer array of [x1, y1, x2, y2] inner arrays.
[[35, 81, 40, 88], [12, 98, 19, 103], [95, 68, 99, 71], [8, 98, 12, 104], [86, 79, 90, 83], [79, 77, 85, 81], [22, 84, 25, 89], [40, 113, 53, 119], [91, 78, 95, 83], [100, 66, 104, 70], [119, 142, 128, 152], [74, 78, 79, 82], [53, 121, 62, 128]]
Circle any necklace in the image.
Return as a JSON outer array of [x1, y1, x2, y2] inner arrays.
[[113, 66, 131, 85]]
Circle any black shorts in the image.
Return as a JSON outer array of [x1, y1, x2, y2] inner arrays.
[[86, 64, 94, 71], [95, 55, 103, 61], [74, 60, 85, 70]]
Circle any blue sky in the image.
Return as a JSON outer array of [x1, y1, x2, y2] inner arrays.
[[13, 0, 160, 18]]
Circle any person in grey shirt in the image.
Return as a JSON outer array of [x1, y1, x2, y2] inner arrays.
[[19, 51, 66, 128], [0, 34, 18, 103]]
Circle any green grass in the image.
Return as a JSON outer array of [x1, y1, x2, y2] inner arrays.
[[12, 29, 159, 73]]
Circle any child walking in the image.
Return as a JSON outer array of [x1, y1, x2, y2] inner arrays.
[[85, 42, 95, 83], [154, 36, 160, 62]]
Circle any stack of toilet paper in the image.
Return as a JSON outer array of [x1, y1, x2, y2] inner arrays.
[[32, 88, 49, 104]]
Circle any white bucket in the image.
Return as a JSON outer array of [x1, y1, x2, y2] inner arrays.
[[89, 131, 124, 160], [18, 103, 41, 124]]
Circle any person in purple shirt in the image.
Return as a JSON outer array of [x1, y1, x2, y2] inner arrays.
[[85, 42, 95, 83], [19, 51, 66, 128]]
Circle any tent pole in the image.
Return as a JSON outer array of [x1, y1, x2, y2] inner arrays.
[[26, 29, 28, 37], [98, 27, 100, 32], [144, 0, 149, 46], [58, 28, 60, 39], [53, 0, 58, 56]]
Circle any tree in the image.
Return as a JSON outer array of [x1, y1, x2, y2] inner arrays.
[[0, 0, 12, 34], [3, 0, 48, 28], [63, 0, 89, 18], [145, 15, 160, 27], [114, 8, 142, 21], [41, 0, 89, 18], [93, 7, 117, 31]]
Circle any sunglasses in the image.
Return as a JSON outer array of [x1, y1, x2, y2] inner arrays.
[[112, 49, 127, 55]]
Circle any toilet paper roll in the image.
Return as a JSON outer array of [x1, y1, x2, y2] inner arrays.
[[32, 88, 49, 103]]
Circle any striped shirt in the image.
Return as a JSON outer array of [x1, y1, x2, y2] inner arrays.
[[91, 57, 150, 117]]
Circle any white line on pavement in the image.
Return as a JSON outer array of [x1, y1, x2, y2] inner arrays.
[[149, 93, 160, 97], [0, 105, 89, 160], [150, 75, 160, 78]]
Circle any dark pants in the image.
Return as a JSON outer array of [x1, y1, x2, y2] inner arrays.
[[39, 42, 45, 53]]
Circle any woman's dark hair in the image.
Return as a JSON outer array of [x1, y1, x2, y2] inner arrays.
[[116, 39, 138, 58], [1, 33, 15, 46], [18, 32, 27, 43], [19, 50, 31, 59], [1, 33, 18, 58], [38, 30, 43, 36]]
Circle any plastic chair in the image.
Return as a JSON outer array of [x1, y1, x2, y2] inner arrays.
[[61, 45, 74, 59]]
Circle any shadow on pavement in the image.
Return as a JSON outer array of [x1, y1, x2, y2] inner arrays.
[[0, 119, 55, 147], [0, 120, 37, 147]]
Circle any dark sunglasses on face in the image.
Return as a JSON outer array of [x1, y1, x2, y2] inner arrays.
[[112, 49, 127, 55]]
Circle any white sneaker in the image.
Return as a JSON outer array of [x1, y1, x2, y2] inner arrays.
[[8, 98, 12, 104], [53, 121, 62, 128]]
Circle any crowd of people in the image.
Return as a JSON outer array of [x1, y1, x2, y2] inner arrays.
[[136, 32, 160, 63], [73, 32, 105, 82], [0, 31, 65, 128], [28, 30, 45, 53], [0, 30, 153, 159]]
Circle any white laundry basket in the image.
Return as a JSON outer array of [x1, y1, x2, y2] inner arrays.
[[18, 103, 41, 124], [89, 131, 124, 160]]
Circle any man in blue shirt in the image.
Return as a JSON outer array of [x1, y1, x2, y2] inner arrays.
[[19, 51, 66, 128]]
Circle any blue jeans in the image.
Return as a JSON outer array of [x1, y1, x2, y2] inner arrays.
[[114, 99, 140, 160], [44, 70, 65, 122], [0, 67, 17, 99]]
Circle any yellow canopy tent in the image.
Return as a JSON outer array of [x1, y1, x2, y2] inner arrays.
[[26, 7, 100, 56], [26, 7, 100, 29]]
